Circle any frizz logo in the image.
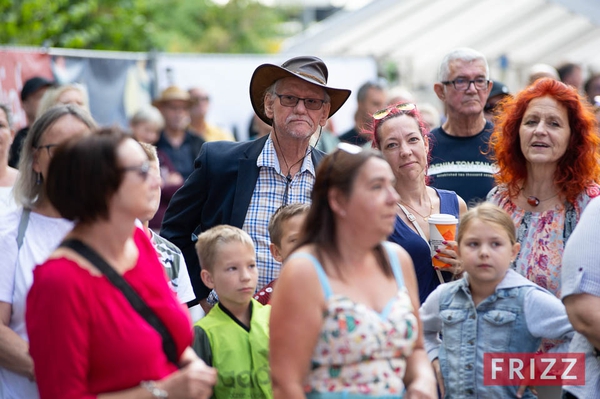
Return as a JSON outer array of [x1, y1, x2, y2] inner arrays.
[[483, 353, 585, 386]]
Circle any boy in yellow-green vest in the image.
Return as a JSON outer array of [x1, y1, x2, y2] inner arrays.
[[192, 225, 272, 399]]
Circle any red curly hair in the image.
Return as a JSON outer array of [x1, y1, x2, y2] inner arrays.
[[489, 78, 600, 204]]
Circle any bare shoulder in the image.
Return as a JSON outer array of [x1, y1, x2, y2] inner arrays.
[[386, 241, 413, 265], [386, 242, 418, 285], [279, 245, 322, 285], [272, 244, 325, 307]]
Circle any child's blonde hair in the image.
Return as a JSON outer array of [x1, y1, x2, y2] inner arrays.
[[268, 203, 310, 247], [457, 202, 517, 245], [137, 141, 159, 164], [195, 225, 255, 274]]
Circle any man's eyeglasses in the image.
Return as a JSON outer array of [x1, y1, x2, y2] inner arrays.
[[441, 78, 490, 91], [275, 93, 326, 110], [121, 161, 150, 180], [373, 103, 417, 120], [34, 144, 59, 158]]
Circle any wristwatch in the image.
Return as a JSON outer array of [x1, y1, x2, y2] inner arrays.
[[141, 381, 169, 398]]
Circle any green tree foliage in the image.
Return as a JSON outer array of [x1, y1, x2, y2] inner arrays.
[[149, 0, 284, 53], [0, 0, 285, 53], [0, 0, 157, 50]]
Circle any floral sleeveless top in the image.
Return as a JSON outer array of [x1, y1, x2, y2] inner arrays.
[[295, 242, 417, 397], [487, 184, 600, 297]]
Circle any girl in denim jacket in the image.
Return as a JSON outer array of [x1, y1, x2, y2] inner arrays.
[[420, 203, 574, 398]]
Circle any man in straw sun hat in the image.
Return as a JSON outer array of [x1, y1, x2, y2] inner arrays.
[[153, 85, 205, 179], [161, 56, 351, 312]]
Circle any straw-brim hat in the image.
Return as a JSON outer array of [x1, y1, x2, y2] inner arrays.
[[250, 56, 351, 126], [152, 85, 192, 107]]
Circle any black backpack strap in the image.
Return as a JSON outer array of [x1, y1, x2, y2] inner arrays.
[[60, 238, 180, 367]]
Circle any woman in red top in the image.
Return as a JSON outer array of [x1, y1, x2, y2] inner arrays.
[[26, 128, 216, 399]]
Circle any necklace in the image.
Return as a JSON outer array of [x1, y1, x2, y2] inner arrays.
[[521, 189, 559, 207], [399, 195, 433, 221], [272, 127, 308, 179]]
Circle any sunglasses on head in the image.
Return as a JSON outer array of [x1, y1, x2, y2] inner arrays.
[[322, 142, 364, 189], [336, 142, 362, 154], [372, 103, 417, 120]]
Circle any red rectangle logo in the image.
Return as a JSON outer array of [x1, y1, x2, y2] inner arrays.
[[483, 353, 585, 386]]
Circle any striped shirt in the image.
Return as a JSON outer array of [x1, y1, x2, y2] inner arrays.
[[242, 136, 315, 289]]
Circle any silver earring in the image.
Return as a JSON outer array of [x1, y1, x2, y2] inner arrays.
[[36, 173, 42, 185]]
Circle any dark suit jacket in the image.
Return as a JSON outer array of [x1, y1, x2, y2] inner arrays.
[[161, 135, 325, 302]]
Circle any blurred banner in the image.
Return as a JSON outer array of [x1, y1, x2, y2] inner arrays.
[[51, 55, 154, 128], [0, 49, 52, 130]]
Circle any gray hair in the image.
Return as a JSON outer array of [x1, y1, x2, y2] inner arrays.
[[0, 103, 13, 130], [356, 81, 385, 103], [36, 83, 90, 119], [130, 106, 165, 130], [438, 48, 489, 82], [14, 104, 97, 209]]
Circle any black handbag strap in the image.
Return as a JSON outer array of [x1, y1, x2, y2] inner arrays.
[[60, 238, 180, 367]]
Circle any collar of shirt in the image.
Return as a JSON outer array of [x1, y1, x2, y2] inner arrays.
[[257, 135, 315, 177]]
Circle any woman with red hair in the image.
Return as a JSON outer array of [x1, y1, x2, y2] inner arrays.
[[487, 77, 600, 298]]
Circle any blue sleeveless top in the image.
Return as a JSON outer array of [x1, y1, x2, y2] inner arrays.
[[388, 188, 459, 304]]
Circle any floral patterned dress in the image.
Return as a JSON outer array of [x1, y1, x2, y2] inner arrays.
[[487, 184, 600, 297], [295, 242, 417, 399]]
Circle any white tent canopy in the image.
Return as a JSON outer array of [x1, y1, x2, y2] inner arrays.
[[282, 0, 600, 93]]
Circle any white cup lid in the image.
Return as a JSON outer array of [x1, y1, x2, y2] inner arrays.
[[428, 213, 458, 224]]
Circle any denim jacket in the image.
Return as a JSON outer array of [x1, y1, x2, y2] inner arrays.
[[420, 270, 574, 398]]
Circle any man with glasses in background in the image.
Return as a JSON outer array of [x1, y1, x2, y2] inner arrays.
[[428, 47, 496, 205], [161, 56, 351, 312]]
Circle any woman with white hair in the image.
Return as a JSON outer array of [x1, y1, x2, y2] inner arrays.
[[0, 105, 96, 399], [130, 106, 164, 144], [36, 83, 90, 119]]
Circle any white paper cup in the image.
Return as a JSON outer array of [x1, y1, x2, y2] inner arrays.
[[428, 214, 458, 268]]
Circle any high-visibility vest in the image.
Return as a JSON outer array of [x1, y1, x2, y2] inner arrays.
[[195, 300, 273, 399]]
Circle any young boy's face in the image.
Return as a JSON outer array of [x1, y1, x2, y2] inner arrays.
[[201, 241, 258, 308], [270, 213, 305, 263]]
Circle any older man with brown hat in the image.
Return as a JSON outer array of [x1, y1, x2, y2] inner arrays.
[[161, 56, 351, 311], [153, 85, 205, 179]]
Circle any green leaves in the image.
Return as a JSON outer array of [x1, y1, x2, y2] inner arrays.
[[1, 0, 285, 53]]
